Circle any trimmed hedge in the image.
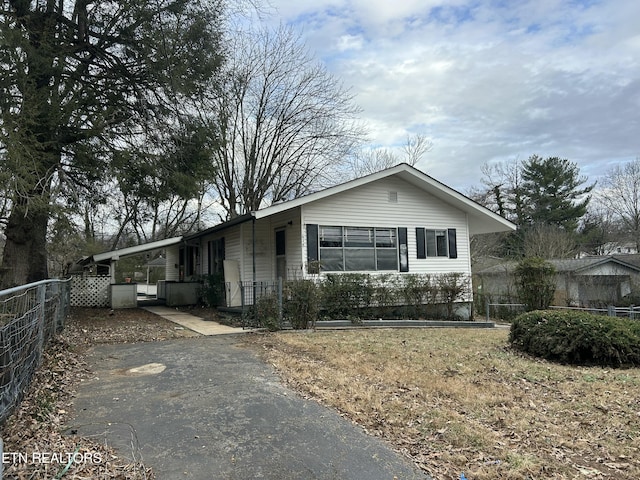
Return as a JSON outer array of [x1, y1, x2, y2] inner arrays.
[[510, 310, 640, 367]]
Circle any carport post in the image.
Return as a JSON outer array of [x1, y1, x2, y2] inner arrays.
[[252, 216, 257, 326]]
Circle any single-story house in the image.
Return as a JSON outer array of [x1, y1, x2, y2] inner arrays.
[[165, 163, 516, 312], [475, 256, 640, 307], [73, 163, 516, 311]]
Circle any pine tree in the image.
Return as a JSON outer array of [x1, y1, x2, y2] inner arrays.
[[521, 155, 594, 231]]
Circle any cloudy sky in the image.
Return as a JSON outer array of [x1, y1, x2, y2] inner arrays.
[[264, 0, 640, 192]]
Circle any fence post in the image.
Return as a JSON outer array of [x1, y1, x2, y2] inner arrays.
[[37, 283, 47, 363], [486, 300, 490, 322], [607, 305, 615, 317], [1, 436, 4, 479]]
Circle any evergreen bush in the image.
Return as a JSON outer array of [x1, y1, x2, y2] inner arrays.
[[510, 310, 640, 367], [515, 257, 556, 310]]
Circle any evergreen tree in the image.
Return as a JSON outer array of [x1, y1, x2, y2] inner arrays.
[[521, 155, 594, 231]]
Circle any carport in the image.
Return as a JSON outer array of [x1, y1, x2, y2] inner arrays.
[[71, 237, 197, 308]]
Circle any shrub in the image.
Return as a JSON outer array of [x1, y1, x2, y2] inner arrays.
[[510, 310, 640, 367], [198, 273, 226, 307], [284, 279, 320, 329], [320, 274, 374, 319], [397, 274, 429, 318], [255, 292, 281, 331], [515, 257, 556, 311], [370, 274, 399, 318], [437, 272, 471, 319]]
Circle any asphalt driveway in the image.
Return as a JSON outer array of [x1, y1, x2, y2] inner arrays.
[[70, 335, 430, 480]]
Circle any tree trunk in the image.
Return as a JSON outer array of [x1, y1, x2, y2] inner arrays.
[[0, 201, 49, 289]]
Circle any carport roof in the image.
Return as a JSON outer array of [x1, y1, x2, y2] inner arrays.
[[80, 236, 183, 265]]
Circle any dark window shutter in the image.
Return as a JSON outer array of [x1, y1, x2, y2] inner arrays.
[[448, 228, 457, 259], [306, 224, 319, 271], [416, 228, 426, 259], [398, 227, 409, 272], [275, 229, 286, 256]]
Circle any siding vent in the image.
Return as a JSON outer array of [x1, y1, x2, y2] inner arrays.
[[388, 191, 398, 203]]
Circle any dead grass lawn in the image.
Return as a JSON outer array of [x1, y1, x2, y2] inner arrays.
[[245, 328, 640, 480]]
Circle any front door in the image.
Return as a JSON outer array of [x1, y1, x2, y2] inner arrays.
[[275, 229, 286, 280]]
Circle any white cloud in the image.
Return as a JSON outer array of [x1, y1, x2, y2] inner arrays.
[[265, 0, 640, 190]]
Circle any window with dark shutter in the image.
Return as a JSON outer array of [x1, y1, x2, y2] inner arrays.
[[315, 225, 399, 272], [417, 228, 458, 259]]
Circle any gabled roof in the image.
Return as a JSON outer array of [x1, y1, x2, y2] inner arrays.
[[476, 256, 640, 275], [252, 163, 515, 235]]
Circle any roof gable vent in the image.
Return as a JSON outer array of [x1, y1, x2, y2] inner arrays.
[[388, 191, 398, 203]]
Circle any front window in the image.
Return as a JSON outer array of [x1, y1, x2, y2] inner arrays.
[[319, 226, 397, 272], [426, 229, 448, 257]]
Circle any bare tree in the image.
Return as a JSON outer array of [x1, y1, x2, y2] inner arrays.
[[479, 158, 527, 224], [204, 25, 364, 219], [402, 134, 433, 166], [346, 134, 432, 178], [578, 204, 619, 255], [598, 158, 640, 252], [522, 224, 578, 259]]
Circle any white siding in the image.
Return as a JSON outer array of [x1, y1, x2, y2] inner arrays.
[[241, 220, 270, 281], [165, 246, 180, 281], [247, 208, 303, 281], [194, 210, 302, 283], [301, 177, 471, 276], [196, 225, 242, 276]]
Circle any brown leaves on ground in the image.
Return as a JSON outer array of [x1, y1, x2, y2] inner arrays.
[[64, 307, 198, 348], [244, 329, 640, 480], [1, 307, 193, 480]]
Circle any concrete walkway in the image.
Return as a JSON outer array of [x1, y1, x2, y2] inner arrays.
[[142, 305, 250, 336]]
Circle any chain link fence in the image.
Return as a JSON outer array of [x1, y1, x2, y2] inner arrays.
[[0, 279, 71, 426]]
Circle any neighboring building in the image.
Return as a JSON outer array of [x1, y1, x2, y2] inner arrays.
[[601, 242, 638, 255], [475, 256, 640, 307]]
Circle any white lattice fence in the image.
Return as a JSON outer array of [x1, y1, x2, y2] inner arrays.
[[70, 275, 110, 307]]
